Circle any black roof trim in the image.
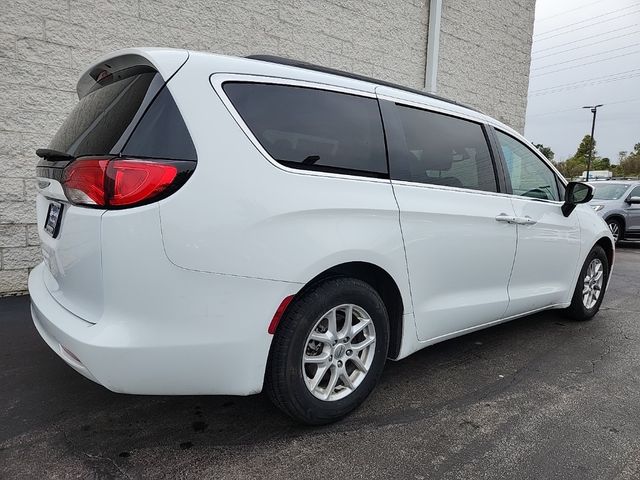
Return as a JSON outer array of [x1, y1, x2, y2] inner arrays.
[[245, 54, 481, 113]]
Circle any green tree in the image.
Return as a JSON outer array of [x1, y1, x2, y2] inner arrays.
[[534, 143, 554, 160], [564, 156, 588, 178], [619, 144, 640, 176], [552, 157, 588, 179], [574, 134, 597, 160], [592, 157, 610, 170], [618, 151, 628, 164], [560, 134, 608, 179]]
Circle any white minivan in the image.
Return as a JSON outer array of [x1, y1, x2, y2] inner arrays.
[[30, 48, 614, 424]]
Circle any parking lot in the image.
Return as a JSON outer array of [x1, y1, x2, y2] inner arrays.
[[1, 245, 639, 479]]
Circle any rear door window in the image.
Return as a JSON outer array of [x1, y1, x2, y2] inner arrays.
[[389, 104, 498, 192], [223, 82, 387, 177]]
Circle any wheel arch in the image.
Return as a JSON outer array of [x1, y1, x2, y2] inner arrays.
[[594, 235, 615, 270], [604, 213, 626, 231], [292, 261, 406, 360]]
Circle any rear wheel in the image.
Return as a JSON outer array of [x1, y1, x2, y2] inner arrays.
[[565, 245, 609, 321], [606, 218, 623, 244], [265, 278, 389, 425]]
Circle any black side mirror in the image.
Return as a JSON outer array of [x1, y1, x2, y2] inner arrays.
[[626, 196, 640, 205], [562, 181, 594, 217]]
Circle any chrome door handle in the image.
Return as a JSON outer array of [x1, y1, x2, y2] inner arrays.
[[495, 213, 518, 224], [495, 214, 537, 225], [514, 216, 537, 225]]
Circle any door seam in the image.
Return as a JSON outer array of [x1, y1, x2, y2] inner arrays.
[[500, 198, 519, 319]]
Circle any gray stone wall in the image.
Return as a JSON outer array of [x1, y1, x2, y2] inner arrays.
[[437, 0, 536, 131], [0, 0, 534, 295]]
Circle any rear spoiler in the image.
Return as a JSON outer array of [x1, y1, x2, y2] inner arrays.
[[76, 48, 189, 98]]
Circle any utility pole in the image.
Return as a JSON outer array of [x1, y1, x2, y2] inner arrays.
[[582, 104, 603, 181]]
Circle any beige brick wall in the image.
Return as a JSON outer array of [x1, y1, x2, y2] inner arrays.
[[0, 0, 534, 295], [437, 0, 536, 131]]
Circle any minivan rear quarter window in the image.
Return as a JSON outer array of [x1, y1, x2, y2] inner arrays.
[[390, 104, 497, 192], [223, 82, 388, 177]]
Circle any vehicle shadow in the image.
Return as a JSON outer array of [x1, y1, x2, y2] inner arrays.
[[1, 279, 623, 476], [618, 240, 640, 249], [2, 303, 597, 460]]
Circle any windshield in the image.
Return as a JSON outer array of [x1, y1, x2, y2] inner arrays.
[[592, 183, 631, 200]]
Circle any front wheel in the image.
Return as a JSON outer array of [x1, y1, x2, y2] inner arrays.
[[607, 218, 623, 244], [564, 245, 609, 321], [265, 278, 389, 425]]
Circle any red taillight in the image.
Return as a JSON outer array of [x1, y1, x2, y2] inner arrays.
[[62, 158, 109, 206], [108, 160, 177, 206], [62, 157, 194, 208]]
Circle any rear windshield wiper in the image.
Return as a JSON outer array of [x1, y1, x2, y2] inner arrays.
[[36, 148, 74, 161]]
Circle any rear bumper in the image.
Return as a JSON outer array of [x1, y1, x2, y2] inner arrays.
[[29, 262, 299, 395]]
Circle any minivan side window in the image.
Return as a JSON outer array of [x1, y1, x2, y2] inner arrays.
[[223, 83, 387, 177], [629, 186, 640, 199], [496, 131, 560, 201], [390, 104, 498, 192]]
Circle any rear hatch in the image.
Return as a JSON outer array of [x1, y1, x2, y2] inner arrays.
[[35, 51, 195, 323]]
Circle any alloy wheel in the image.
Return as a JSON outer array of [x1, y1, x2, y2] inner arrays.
[[582, 258, 604, 309], [607, 222, 620, 242], [302, 304, 376, 401]]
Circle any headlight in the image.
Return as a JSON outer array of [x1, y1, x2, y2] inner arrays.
[[591, 205, 604, 212]]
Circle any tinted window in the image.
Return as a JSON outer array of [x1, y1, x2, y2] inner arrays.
[[390, 105, 497, 192], [556, 176, 566, 200], [122, 86, 197, 160], [223, 83, 387, 176], [496, 131, 560, 201], [49, 68, 196, 160], [629, 186, 640, 198]]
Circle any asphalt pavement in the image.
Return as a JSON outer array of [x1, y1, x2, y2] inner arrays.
[[1, 244, 640, 479]]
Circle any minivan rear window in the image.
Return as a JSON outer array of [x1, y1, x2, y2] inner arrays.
[[223, 83, 387, 177], [48, 67, 196, 160]]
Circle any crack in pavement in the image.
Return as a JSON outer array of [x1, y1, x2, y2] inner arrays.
[[62, 430, 131, 479]]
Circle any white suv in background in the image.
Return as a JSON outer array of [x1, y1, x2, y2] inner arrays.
[[30, 48, 614, 424]]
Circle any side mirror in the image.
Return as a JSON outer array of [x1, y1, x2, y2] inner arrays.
[[562, 181, 594, 217], [626, 196, 640, 205]]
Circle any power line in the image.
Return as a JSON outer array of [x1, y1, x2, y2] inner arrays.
[[529, 73, 640, 97], [528, 72, 640, 97], [528, 68, 640, 95], [527, 98, 640, 119], [536, 0, 609, 23], [527, 106, 585, 118], [535, 3, 640, 37], [529, 68, 640, 94], [530, 49, 640, 77], [532, 29, 640, 60], [532, 24, 637, 54], [534, 8, 640, 42], [532, 41, 640, 70], [602, 97, 640, 106]]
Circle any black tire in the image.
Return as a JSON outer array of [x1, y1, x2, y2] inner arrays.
[[606, 218, 624, 245], [265, 277, 389, 425], [564, 245, 609, 321]]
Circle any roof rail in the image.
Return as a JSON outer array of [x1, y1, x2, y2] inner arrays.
[[245, 54, 480, 113]]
